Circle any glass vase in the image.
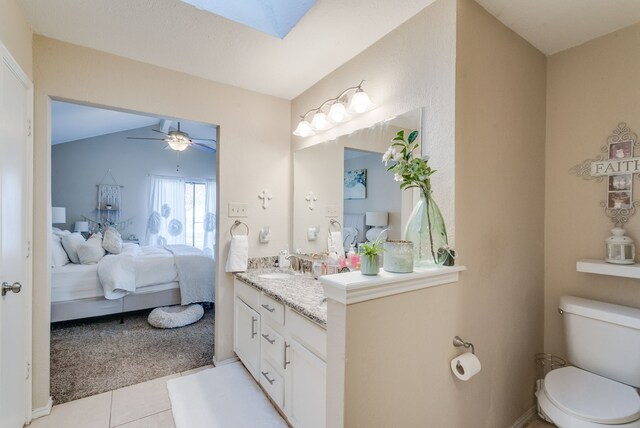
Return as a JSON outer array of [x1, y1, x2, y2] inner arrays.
[[404, 191, 448, 266]]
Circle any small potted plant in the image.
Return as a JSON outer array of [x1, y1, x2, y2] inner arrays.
[[359, 239, 384, 276]]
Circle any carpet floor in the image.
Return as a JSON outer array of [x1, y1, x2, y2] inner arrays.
[[50, 307, 214, 405]]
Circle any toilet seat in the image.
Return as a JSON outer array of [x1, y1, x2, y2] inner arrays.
[[538, 366, 640, 427]]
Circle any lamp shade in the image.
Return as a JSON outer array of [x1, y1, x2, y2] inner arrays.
[[293, 120, 315, 137], [366, 211, 388, 227], [52, 207, 66, 224], [74, 221, 89, 233], [348, 89, 375, 114]]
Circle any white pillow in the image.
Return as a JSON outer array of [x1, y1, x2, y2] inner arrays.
[[103, 227, 123, 254], [77, 233, 106, 264], [61, 232, 86, 264], [50, 233, 70, 267]]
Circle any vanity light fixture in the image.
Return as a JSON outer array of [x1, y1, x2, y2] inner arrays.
[[293, 80, 375, 137]]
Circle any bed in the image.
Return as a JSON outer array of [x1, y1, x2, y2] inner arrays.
[[51, 243, 214, 322]]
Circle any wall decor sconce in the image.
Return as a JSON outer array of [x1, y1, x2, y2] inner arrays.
[[259, 189, 273, 209], [305, 191, 318, 210], [293, 80, 375, 137], [307, 226, 320, 241], [259, 226, 272, 244]]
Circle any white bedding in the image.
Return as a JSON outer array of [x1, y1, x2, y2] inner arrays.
[[98, 244, 179, 299], [51, 263, 179, 303]]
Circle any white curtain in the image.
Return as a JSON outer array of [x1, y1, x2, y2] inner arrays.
[[203, 179, 217, 257], [146, 175, 186, 246]]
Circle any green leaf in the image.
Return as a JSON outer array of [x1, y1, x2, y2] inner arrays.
[[408, 130, 419, 144]]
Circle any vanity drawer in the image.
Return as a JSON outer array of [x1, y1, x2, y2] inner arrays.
[[260, 359, 284, 409], [287, 308, 326, 361], [261, 324, 285, 367], [234, 279, 260, 311], [260, 294, 285, 325]]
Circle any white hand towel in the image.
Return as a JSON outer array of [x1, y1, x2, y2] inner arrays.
[[225, 235, 248, 273], [328, 231, 345, 257]]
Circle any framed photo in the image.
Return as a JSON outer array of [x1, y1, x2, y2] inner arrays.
[[344, 169, 367, 200], [608, 191, 632, 209], [609, 174, 632, 191], [609, 141, 633, 159]]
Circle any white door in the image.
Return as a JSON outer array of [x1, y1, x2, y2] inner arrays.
[[285, 339, 326, 428], [234, 297, 260, 380], [0, 42, 33, 428]]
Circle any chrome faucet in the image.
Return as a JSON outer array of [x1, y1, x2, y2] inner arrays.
[[286, 253, 315, 275]]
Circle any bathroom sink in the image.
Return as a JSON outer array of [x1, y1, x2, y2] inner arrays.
[[258, 272, 295, 280]]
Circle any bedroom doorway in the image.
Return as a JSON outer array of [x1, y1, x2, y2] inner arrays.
[[49, 100, 218, 404]]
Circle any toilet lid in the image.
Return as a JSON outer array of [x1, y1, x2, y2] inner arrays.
[[545, 366, 640, 424]]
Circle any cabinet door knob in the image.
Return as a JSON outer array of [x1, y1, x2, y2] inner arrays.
[[261, 333, 275, 344], [261, 304, 275, 313], [261, 371, 275, 385]]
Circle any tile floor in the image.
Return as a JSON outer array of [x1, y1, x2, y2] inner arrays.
[[28, 365, 212, 428], [524, 417, 556, 427]]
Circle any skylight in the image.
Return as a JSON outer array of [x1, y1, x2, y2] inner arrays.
[[180, 0, 316, 39]]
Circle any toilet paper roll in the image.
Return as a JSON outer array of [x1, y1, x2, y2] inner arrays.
[[451, 352, 481, 381]]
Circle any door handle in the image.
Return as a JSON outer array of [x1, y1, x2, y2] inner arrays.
[[251, 316, 257, 338], [2, 282, 22, 296]]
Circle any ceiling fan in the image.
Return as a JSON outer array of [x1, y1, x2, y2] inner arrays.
[[127, 122, 216, 152]]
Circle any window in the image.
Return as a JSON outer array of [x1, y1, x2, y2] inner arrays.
[[185, 181, 206, 248]]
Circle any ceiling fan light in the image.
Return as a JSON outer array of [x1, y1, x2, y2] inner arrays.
[[311, 111, 331, 131], [167, 137, 189, 151], [348, 89, 375, 114], [329, 102, 348, 123], [293, 120, 315, 137]]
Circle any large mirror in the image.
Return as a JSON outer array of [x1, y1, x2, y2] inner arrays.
[[292, 108, 421, 254]]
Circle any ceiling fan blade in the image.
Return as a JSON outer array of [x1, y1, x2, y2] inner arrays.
[[191, 137, 217, 142], [127, 137, 166, 141], [192, 142, 216, 153], [152, 129, 168, 135]]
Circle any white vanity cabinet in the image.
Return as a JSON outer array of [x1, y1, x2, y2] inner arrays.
[[233, 278, 327, 428]]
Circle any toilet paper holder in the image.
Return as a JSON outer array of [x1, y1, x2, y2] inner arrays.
[[453, 336, 475, 355]]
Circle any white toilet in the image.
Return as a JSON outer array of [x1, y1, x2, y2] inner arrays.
[[537, 296, 640, 427]]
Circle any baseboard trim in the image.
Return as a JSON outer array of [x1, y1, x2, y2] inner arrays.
[[32, 396, 53, 419], [511, 406, 536, 428], [212, 356, 239, 367]]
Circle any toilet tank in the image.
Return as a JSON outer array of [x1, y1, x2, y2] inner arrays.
[[560, 296, 640, 387]]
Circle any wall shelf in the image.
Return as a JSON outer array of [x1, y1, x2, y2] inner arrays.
[[576, 259, 640, 279]]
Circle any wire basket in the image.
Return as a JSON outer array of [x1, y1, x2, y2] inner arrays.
[[535, 353, 566, 380]]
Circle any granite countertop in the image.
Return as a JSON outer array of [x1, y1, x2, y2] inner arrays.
[[235, 268, 327, 327]]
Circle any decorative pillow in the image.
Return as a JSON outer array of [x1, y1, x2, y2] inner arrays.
[[51, 233, 70, 267], [61, 232, 86, 264], [103, 227, 123, 254], [77, 232, 106, 265]]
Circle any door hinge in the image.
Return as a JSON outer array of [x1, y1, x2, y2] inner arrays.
[[26, 240, 31, 259], [27, 120, 32, 137], [26, 361, 30, 380]]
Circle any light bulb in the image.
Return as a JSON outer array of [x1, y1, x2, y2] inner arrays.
[[348, 90, 374, 114], [311, 111, 330, 131], [329, 102, 348, 123], [167, 137, 189, 151], [293, 120, 315, 137]]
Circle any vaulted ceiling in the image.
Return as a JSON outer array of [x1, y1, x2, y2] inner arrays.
[[20, 0, 640, 99]]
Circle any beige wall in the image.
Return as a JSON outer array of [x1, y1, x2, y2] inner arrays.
[[0, 0, 32, 78], [301, 0, 547, 425], [544, 22, 640, 358], [32, 36, 290, 408]]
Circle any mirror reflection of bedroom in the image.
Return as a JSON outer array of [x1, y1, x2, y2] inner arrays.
[[49, 100, 217, 404]]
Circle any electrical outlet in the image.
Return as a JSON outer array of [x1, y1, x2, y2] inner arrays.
[[228, 203, 248, 217], [325, 204, 338, 217]]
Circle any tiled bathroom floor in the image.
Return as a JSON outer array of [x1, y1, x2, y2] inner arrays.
[[29, 366, 212, 428], [524, 417, 556, 427]]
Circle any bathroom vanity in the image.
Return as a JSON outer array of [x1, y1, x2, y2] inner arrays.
[[234, 269, 327, 428]]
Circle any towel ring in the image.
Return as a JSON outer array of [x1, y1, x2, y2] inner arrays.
[[329, 219, 342, 231], [230, 220, 249, 237]]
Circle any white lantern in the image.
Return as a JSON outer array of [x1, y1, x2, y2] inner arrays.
[[606, 227, 636, 264]]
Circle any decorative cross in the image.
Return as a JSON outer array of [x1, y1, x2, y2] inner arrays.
[[259, 189, 273, 209], [305, 191, 318, 210], [571, 122, 640, 225]]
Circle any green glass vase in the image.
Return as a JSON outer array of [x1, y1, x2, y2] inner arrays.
[[404, 191, 449, 266]]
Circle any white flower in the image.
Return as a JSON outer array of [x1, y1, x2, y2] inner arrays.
[[393, 151, 403, 162], [393, 173, 403, 182]]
